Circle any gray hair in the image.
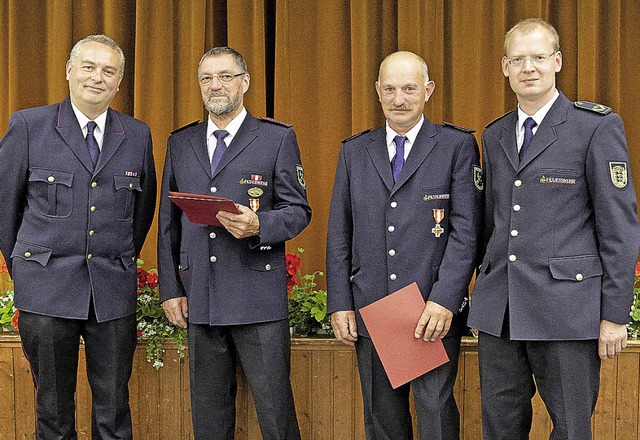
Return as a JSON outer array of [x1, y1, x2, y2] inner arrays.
[[198, 47, 248, 73], [69, 35, 125, 76]]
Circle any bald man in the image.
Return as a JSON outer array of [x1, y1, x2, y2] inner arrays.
[[327, 51, 482, 439]]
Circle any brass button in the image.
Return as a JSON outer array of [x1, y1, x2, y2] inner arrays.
[[24, 252, 32, 258], [47, 176, 55, 183], [89, 230, 95, 236], [91, 182, 97, 188], [87, 254, 93, 260], [90, 206, 96, 212], [576, 273, 584, 281], [129, 183, 133, 189]]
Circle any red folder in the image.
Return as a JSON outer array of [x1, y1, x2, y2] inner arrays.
[[359, 282, 449, 388], [168, 191, 241, 227]]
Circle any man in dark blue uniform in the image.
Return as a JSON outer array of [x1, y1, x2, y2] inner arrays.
[[469, 18, 640, 439], [158, 47, 311, 440], [327, 51, 482, 439], [0, 35, 157, 439]]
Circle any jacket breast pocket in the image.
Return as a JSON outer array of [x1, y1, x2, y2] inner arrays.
[[28, 168, 74, 218], [114, 175, 142, 221]]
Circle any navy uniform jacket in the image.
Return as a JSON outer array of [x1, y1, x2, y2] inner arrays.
[[469, 92, 640, 340], [157, 112, 311, 325], [326, 118, 483, 337], [0, 97, 157, 322]]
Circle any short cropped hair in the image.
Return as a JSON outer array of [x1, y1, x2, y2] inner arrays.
[[69, 35, 125, 76], [504, 18, 560, 55], [198, 47, 248, 73]]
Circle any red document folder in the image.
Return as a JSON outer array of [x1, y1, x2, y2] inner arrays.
[[359, 282, 450, 389], [168, 191, 240, 227]]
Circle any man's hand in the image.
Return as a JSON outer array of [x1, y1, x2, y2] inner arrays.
[[415, 300, 453, 341], [331, 310, 358, 346], [599, 319, 628, 360], [216, 204, 260, 239], [162, 297, 189, 329]]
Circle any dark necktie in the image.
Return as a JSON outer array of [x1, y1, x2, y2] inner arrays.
[[211, 130, 229, 175], [392, 135, 406, 181], [86, 121, 100, 168], [519, 117, 537, 161]]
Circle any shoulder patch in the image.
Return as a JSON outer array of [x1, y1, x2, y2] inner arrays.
[[170, 120, 200, 134], [443, 121, 475, 133], [260, 117, 292, 127], [485, 110, 515, 128], [342, 128, 373, 143], [574, 101, 611, 115]]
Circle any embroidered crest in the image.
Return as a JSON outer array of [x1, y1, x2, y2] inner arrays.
[[609, 162, 628, 188], [249, 198, 260, 212], [473, 166, 483, 191], [296, 165, 306, 189]]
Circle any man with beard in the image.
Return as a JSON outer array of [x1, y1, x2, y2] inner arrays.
[[327, 51, 482, 439], [158, 47, 311, 440]]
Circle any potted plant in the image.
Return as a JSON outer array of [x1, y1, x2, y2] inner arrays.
[[629, 262, 640, 338]]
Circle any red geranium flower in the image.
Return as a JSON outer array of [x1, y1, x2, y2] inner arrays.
[[137, 329, 143, 337], [0, 258, 7, 275], [11, 310, 19, 330], [286, 253, 301, 276], [146, 272, 158, 289], [287, 275, 299, 293], [635, 261, 640, 278]]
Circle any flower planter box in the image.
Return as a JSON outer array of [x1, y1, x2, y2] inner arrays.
[[0, 334, 638, 439]]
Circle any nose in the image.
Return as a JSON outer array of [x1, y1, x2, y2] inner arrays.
[[208, 76, 223, 90], [522, 57, 535, 71], [392, 90, 405, 106], [91, 70, 103, 82]]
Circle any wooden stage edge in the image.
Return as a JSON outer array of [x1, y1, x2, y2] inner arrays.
[[1, 335, 639, 440]]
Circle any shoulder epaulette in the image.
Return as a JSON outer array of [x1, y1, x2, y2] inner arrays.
[[485, 110, 515, 128], [443, 121, 475, 133], [574, 101, 612, 115], [170, 120, 200, 134], [260, 117, 292, 128], [342, 128, 373, 143]]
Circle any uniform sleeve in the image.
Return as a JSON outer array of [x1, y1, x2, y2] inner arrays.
[[157, 136, 186, 301], [132, 125, 157, 255], [253, 128, 312, 245], [585, 114, 640, 323], [427, 133, 483, 313], [0, 112, 30, 277], [326, 144, 355, 313]]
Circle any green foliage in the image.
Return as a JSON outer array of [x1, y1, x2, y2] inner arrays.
[[629, 266, 640, 338], [288, 271, 332, 337]]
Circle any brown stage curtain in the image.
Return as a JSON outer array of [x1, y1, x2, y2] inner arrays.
[[1, 1, 639, 280]]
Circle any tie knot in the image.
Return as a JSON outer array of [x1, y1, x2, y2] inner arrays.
[[524, 117, 536, 130], [213, 130, 229, 141], [87, 121, 97, 134], [394, 135, 406, 149]]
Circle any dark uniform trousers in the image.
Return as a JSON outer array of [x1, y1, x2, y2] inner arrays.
[[19, 303, 137, 440], [355, 335, 462, 440], [478, 316, 600, 440], [188, 318, 300, 440]]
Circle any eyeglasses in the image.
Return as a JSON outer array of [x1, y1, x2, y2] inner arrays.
[[198, 72, 245, 86], [506, 51, 558, 67]]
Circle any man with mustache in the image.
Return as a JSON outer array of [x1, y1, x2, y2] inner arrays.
[[158, 47, 311, 440], [469, 18, 640, 439], [327, 51, 482, 439], [0, 35, 157, 439]]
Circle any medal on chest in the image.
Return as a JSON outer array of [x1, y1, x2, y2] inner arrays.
[[432, 209, 445, 238]]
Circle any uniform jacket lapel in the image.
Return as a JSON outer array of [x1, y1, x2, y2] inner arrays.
[[392, 119, 437, 194], [517, 93, 569, 171], [213, 112, 259, 178], [498, 111, 520, 171], [55, 98, 95, 173], [94, 108, 125, 175], [187, 121, 211, 177], [365, 128, 394, 192]]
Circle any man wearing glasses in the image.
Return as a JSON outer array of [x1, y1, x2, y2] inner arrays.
[[158, 47, 310, 440], [469, 18, 640, 439]]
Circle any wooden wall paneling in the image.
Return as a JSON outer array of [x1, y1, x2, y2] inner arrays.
[[159, 348, 182, 439], [462, 351, 482, 440], [530, 391, 552, 438], [137, 348, 160, 439], [593, 356, 618, 438], [128, 347, 141, 439], [311, 349, 333, 439], [13, 347, 35, 438], [615, 352, 639, 440], [179, 352, 193, 440], [75, 348, 92, 438], [234, 361, 249, 440], [332, 349, 356, 439], [0, 346, 15, 440], [291, 347, 312, 438]]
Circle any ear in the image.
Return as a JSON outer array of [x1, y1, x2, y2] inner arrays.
[[375, 81, 382, 102], [554, 51, 563, 73], [65, 60, 72, 80], [242, 74, 250, 94], [424, 81, 435, 102], [501, 56, 510, 78]]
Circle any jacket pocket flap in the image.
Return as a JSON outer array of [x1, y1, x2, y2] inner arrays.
[[114, 175, 142, 191], [548, 255, 603, 281], [11, 241, 53, 266], [119, 250, 137, 268], [29, 168, 74, 187]]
